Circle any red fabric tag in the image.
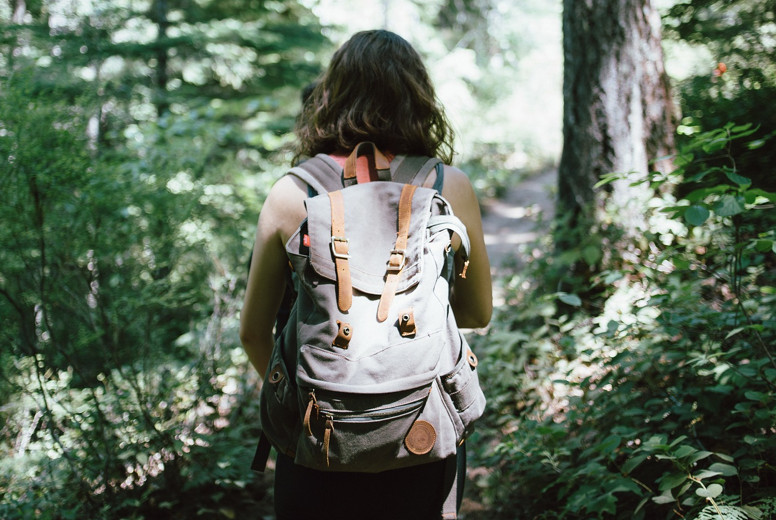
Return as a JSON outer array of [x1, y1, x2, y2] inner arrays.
[[303, 234, 311, 247]]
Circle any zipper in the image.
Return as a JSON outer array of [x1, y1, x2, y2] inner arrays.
[[319, 397, 425, 424]]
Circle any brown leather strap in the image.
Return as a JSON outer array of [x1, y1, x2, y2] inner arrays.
[[323, 419, 334, 467], [344, 142, 391, 184], [328, 191, 352, 312], [377, 184, 416, 322], [303, 392, 318, 437]]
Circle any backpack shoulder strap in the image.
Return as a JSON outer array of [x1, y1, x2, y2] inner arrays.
[[391, 155, 443, 188], [287, 154, 344, 195]]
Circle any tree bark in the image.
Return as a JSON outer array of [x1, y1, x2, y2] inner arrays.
[[152, 0, 169, 117], [558, 0, 675, 240]]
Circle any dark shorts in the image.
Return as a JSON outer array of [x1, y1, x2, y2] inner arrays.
[[273, 445, 465, 520]]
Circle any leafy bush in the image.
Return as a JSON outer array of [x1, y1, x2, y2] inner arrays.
[[0, 66, 270, 519], [470, 123, 776, 519]]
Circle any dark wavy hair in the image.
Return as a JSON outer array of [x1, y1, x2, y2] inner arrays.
[[293, 30, 455, 164]]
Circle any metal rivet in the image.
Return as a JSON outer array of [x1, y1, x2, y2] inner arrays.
[[401, 314, 410, 323]]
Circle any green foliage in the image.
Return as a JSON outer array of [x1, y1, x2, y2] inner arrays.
[[664, 0, 776, 193], [471, 122, 776, 519], [0, 0, 327, 517]]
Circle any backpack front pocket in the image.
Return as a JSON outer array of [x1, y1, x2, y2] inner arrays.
[[295, 386, 431, 472]]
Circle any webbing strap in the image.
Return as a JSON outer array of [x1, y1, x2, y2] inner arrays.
[[441, 471, 458, 519], [440, 447, 460, 519], [287, 154, 345, 194], [428, 215, 470, 259], [328, 191, 352, 312], [250, 432, 272, 473], [377, 184, 416, 322], [392, 155, 441, 187], [344, 142, 391, 185]]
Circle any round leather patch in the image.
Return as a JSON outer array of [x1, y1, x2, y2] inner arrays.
[[405, 420, 436, 455]]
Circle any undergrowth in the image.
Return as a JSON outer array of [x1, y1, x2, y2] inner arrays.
[[469, 123, 776, 520]]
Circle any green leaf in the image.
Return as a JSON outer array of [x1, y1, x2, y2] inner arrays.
[[723, 169, 752, 187], [609, 480, 642, 495], [742, 505, 764, 519], [684, 185, 729, 202], [659, 472, 688, 491], [622, 454, 648, 475], [558, 293, 582, 307], [673, 445, 698, 459], [696, 483, 723, 498], [597, 434, 621, 456], [745, 391, 769, 403], [582, 245, 602, 266], [652, 491, 676, 504], [708, 462, 738, 476], [695, 470, 722, 480], [687, 451, 713, 464], [685, 205, 710, 226], [595, 172, 624, 188], [713, 194, 745, 217]]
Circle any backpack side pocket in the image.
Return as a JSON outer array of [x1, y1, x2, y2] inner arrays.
[[439, 334, 486, 441], [259, 343, 301, 458]]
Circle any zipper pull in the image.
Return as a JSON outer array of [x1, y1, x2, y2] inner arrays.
[[460, 259, 470, 279], [323, 418, 334, 467], [303, 390, 318, 437]]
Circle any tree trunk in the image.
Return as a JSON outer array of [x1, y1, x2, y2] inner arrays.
[[12, 0, 26, 23], [152, 0, 169, 117], [558, 0, 675, 241]]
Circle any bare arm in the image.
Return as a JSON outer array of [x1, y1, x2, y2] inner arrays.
[[239, 175, 307, 377], [440, 166, 493, 328]]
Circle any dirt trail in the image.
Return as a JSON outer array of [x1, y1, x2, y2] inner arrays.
[[459, 168, 556, 518], [480, 168, 557, 278]]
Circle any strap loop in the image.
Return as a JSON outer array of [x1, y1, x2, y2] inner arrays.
[[344, 142, 391, 184]]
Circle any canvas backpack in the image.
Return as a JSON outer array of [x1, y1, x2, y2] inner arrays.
[[252, 143, 486, 514]]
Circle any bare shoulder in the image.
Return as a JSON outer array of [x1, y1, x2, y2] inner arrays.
[[261, 173, 309, 242], [439, 165, 479, 213]]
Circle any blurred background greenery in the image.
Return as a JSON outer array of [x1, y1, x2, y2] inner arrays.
[[1, 0, 774, 518]]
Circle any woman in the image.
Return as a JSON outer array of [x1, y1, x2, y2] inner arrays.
[[240, 30, 492, 520]]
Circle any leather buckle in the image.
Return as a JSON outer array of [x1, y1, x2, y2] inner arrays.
[[387, 248, 406, 272], [330, 236, 350, 259]]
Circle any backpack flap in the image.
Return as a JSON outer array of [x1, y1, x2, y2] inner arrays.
[[303, 182, 439, 297]]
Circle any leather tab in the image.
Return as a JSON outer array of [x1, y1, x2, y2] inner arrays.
[[328, 191, 352, 312], [398, 309, 416, 337], [345, 142, 391, 184], [377, 184, 416, 322], [323, 419, 334, 467], [333, 320, 353, 348], [303, 392, 318, 437], [467, 349, 479, 369]]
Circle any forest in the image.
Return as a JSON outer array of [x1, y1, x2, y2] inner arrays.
[[1, 0, 775, 518]]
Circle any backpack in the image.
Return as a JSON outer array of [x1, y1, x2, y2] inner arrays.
[[252, 143, 486, 513]]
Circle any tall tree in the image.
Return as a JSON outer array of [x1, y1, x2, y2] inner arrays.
[[558, 0, 675, 252]]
